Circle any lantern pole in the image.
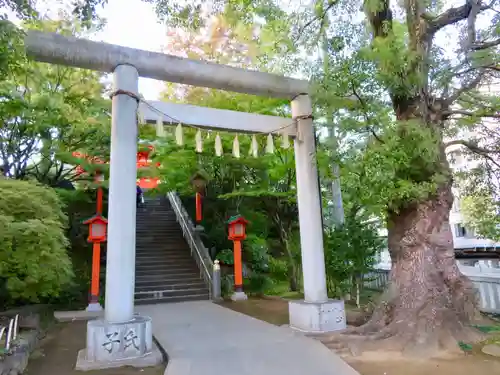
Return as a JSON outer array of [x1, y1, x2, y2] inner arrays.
[[96, 173, 103, 215], [195, 192, 202, 223], [86, 173, 105, 312], [231, 239, 247, 300], [89, 241, 102, 309], [96, 187, 103, 214]]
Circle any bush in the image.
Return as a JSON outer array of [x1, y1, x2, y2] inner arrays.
[[268, 257, 288, 281], [0, 179, 73, 306], [244, 273, 272, 296], [244, 234, 270, 272], [324, 214, 384, 302], [216, 249, 234, 265]]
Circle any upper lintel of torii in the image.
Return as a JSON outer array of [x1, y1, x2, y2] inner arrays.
[[24, 30, 310, 100], [139, 101, 297, 137]]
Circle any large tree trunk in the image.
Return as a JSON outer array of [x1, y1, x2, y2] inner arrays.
[[334, 183, 483, 357]]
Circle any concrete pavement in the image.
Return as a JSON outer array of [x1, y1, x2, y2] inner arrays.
[[137, 301, 359, 375]]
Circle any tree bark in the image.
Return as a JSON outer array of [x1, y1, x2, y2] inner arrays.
[[337, 183, 483, 357]]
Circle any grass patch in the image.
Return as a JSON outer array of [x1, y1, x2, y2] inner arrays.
[[265, 280, 303, 300]]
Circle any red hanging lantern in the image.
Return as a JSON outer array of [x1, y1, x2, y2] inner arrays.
[[227, 215, 248, 241], [83, 214, 108, 243]]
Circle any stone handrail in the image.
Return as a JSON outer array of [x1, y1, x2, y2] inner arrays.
[[167, 192, 213, 298]]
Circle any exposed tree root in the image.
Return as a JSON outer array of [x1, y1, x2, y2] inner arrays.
[[322, 278, 486, 359]]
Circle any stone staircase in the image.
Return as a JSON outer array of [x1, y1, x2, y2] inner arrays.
[[134, 196, 210, 304]]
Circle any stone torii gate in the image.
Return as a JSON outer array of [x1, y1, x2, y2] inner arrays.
[[24, 30, 345, 369]]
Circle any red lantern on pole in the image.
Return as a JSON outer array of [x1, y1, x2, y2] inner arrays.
[[227, 215, 248, 300], [83, 214, 108, 309]]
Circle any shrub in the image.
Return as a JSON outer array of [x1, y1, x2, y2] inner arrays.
[[244, 273, 272, 296], [324, 214, 384, 303], [0, 179, 73, 306], [268, 257, 288, 282]]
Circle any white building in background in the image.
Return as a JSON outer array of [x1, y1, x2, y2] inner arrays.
[[446, 125, 500, 252]]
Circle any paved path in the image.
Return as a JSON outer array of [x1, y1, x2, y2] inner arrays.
[[137, 301, 359, 375]]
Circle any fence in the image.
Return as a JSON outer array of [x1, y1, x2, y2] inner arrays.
[[0, 315, 19, 354], [365, 265, 500, 314]]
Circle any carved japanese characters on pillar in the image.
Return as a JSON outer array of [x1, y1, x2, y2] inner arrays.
[[102, 332, 120, 354]]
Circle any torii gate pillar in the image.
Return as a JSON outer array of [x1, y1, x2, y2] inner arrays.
[[76, 64, 159, 370]]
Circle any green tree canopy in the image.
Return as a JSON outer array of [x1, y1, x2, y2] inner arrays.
[[0, 19, 111, 186], [0, 178, 73, 304]]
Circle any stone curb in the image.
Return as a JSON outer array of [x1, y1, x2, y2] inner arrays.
[[0, 329, 41, 375]]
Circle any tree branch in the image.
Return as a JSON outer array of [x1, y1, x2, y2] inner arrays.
[[444, 69, 486, 104], [443, 109, 500, 118], [427, 2, 472, 35], [297, 0, 338, 39], [350, 83, 385, 143], [444, 139, 500, 169], [471, 38, 500, 50], [444, 139, 499, 153], [466, 0, 481, 49]]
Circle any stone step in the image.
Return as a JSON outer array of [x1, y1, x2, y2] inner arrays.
[[136, 214, 177, 218], [135, 281, 206, 293], [136, 216, 175, 219], [136, 240, 189, 245], [136, 232, 186, 236], [135, 270, 201, 279], [135, 249, 191, 256], [135, 257, 195, 265], [136, 248, 190, 253], [135, 288, 209, 300], [135, 236, 186, 243], [136, 245, 190, 250], [134, 293, 209, 305], [135, 273, 202, 283], [135, 252, 192, 258], [136, 224, 181, 228], [136, 235, 187, 239], [135, 227, 181, 232], [136, 266, 198, 276], [136, 261, 196, 268], [136, 263, 198, 271], [136, 244, 188, 248], [135, 249, 191, 255], [135, 276, 204, 288]]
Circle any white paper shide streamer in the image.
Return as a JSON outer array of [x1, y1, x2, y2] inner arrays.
[[250, 135, 259, 158], [232, 135, 240, 158], [175, 123, 184, 146], [195, 129, 203, 153], [266, 134, 274, 154], [215, 133, 223, 156], [281, 130, 290, 149], [137, 109, 145, 125], [156, 115, 166, 137]]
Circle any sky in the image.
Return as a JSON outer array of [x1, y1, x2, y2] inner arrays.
[[91, 0, 167, 100], [7, 0, 168, 100]]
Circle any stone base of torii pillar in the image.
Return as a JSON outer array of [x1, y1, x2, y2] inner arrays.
[[75, 316, 162, 371], [288, 299, 346, 333]]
